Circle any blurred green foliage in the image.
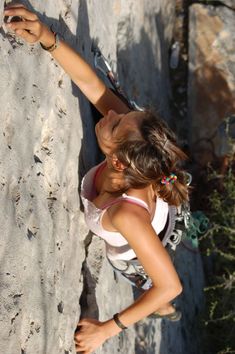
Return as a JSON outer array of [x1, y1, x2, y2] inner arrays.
[[199, 164, 235, 354]]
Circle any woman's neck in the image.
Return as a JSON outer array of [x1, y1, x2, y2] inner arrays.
[[95, 158, 126, 194]]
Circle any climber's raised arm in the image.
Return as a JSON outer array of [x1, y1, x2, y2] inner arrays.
[[4, 5, 130, 115]]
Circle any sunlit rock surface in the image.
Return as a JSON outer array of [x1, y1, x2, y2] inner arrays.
[[220, 0, 235, 9], [188, 3, 235, 165], [0, 0, 206, 353]]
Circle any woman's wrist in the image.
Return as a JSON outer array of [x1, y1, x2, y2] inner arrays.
[[101, 318, 123, 339], [113, 313, 127, 330], [39, 25, 55, 48]]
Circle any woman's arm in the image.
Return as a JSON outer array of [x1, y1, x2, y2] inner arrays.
[[75, 203, 182, 352], [105, 202, 183, 327], [4, 5, 130, 115]]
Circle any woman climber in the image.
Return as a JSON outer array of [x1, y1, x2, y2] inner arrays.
[[4, 4, 189, 354]]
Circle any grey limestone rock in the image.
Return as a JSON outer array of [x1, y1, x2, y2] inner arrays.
[[219, 0, 235, 9], [0, 1, 205, 353]]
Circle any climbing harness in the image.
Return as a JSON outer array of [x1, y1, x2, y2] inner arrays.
[[183, 211, 210, 249], [162, 171, 193, 251], [108, 257, 152, 290]]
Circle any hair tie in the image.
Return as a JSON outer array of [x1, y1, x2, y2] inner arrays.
[[161, 173, 177, 185]]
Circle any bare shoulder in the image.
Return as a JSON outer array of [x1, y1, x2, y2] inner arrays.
[[107, 200, 155, 246], [107, 199, 180, 288], [108, 199, 151, 229]]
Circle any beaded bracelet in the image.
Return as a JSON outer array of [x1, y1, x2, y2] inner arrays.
[[40, 32, 60, 52], [113, 313, 127, 330]]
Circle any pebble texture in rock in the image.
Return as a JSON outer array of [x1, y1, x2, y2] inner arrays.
[[188, 3, 235, 164]]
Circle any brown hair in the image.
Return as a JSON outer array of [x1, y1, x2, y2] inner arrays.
[[114, 111, 189, 206]]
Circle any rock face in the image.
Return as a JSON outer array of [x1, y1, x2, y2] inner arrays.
[[220, 0, 235, 9], [134, 243, 204, 354], [188, 3, 235, 165], [0, 1, 179, 353]]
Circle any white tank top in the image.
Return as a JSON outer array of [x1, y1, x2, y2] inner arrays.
[[81, 161, 171, 261]]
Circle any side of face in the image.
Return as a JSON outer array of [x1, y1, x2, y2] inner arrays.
[[95, 110, 144, 158]]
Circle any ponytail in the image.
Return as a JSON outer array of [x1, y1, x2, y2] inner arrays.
[[114, 111, 189, 206], [156, 170, 189, 206]]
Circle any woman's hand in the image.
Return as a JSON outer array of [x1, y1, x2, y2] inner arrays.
[[3, 4, 53, 46], [74, 318, 110, 354], [3, 4, 130, 115]]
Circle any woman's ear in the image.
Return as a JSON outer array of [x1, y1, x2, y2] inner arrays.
[[111, 154, 127, 171]]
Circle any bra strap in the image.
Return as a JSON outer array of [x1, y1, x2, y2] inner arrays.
[[101, 195, 150, 214], [93, 161, 107, 190]]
